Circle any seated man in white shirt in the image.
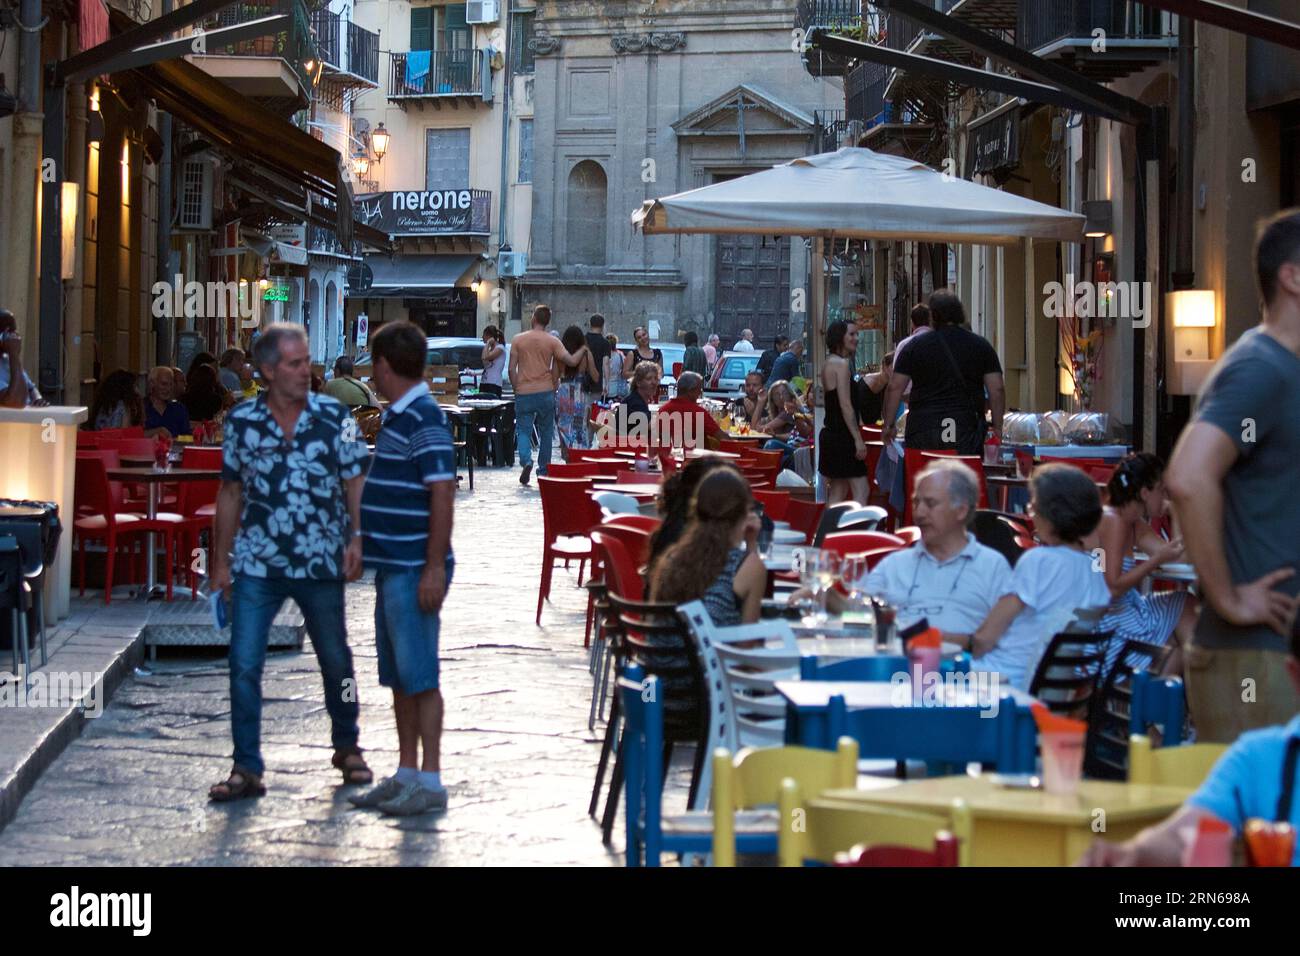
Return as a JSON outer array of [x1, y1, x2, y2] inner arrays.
[[864, 459, 1013, 636]]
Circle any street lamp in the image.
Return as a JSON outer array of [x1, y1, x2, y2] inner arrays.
[[371, 123, 390, 163], [351, 150, 370, 177]]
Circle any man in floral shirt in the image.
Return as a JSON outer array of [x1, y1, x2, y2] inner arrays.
[[207, 324, 374, 802]]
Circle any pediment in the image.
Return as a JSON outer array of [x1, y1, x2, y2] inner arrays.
[[672, 84, 815, 136]]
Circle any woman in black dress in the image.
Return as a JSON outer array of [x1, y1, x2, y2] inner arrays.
[[818, 319, 869, 505], [623, 325, 664, 385]]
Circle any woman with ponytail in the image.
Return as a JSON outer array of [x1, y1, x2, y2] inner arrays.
[[1097, 452, 1199, 677], [648, 466, 766, 626]]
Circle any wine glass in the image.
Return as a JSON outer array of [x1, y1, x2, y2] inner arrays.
[[839, 555, 868, 616], [792, 548, 822, 625], [812, 551, 841, 626]]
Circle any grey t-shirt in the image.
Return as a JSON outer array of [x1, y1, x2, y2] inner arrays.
[[1191, 327, 1300, 652]]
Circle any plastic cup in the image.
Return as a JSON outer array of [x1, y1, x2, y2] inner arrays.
[[908, 646, 942, 703], [1244, 819, 1296, 867], [1039, 730, 1086, 795], [1182, 817, 1234, 867]]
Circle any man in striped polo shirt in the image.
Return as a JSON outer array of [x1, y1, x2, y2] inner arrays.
[[350, 320, 458, 816]]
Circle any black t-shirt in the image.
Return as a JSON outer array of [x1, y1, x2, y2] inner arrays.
[[757, 348, 780, 381], [585, 331, 611, 392], [892, 324, 1001, 433], [856, 376, 884, 426], [621, 390, 652, 434]]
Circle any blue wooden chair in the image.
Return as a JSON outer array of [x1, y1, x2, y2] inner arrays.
[[1129, 670, 1186, 746], [619, 666, 712, 866], [825, 692, 1038, 774]]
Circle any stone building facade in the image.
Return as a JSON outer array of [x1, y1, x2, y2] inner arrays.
[[524, 0, 843, 349]]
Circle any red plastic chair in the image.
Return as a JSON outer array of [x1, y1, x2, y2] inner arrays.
[[171, 446, 222, 598], [671, 362, 684, 378], [595, 523, 652, 569], [834, 833, 959, 867], [894, 526, 922, 546], [547, 461, 604, 479], [590, 531, 644, 603], [603, 514, 661, 534], [752, 489, 791, 522], [73, 455, 177, 603], [717, 440, 759, 459], [1045, 456, 1117, 483], [536, 477, 601, 625], [821, 531, 906, 557], [855, 546, 903, 572], [748, 449, 783, 472], [784, 498, 825, 545], [76, 431, 100, 448], [616, 470, 661, 486], [567, 448, 617, 463]]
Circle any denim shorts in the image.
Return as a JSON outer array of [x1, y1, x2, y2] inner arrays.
[[374, 560, 453, 694]]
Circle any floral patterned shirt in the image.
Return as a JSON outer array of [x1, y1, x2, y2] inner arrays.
[[222, 392, 368, 579]]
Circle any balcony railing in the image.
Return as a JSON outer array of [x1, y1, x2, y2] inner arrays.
[[813, 108, 848, 153], [209, 0, 317, 91], [390, 49, 486, 99], [310, 9, 380, 85], [1017, 0, 1167, 53], [795, 0, 863, 32], [846, 58, 889, 128]]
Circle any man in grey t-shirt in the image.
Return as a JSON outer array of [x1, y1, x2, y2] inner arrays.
[[1168, 209, 1300, 743]]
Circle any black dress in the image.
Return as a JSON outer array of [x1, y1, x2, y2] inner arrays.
[[819, 388, 867, 478]]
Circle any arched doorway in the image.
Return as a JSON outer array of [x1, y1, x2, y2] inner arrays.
[[567, 160, 607, 265]]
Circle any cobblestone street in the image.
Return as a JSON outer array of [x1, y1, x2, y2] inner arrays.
[[0, 468, 632, 866]]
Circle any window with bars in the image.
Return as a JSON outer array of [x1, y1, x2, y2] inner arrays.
[[517, 118, 533, 184], [511, 9, 535, 73], [426, 127, 471, 191]]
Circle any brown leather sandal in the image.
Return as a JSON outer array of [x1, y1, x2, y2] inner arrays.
[[208, 767, 266, 802], [332, 747, 373, 785]]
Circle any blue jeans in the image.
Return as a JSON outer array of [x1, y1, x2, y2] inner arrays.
[[374, 560, 454, 694], [515, 390, 555, 475], [229, 574, 360, 776]]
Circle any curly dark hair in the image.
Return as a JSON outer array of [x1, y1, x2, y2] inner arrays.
[[649, 467, 753, 605], [1030, 463, 1102, 544], [647, 457, 733, 569], [560, 325, 586, 381], [1106, 452, 1164, 508], [87, 368, 143, 430]]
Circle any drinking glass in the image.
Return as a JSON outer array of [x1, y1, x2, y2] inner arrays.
[[812, 551, 841, 626], [839, 555, 868, 616], [792, 548, 823, 625]]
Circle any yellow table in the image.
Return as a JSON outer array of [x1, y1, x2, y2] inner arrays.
[[818, 776, 1192, 866]]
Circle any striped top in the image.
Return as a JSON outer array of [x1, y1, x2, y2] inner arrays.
[[360, 383, 457, 570]]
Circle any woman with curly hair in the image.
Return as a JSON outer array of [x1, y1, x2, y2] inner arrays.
[[86, 368, 144, 431], [648, 466, 766, 626]]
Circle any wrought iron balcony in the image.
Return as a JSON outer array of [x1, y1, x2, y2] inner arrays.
[[796, 0, 865, 76], [1016, 0, 1174, 80], [311, 9, 380, 87], [813, 109, 849, 153], [846, 59, 890, 129], [389, 49, 492, 108], [206, 0, 318, 94]]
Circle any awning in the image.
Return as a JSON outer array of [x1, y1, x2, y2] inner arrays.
[[126, 57, 355, 247], [358, 254, 477, 298]]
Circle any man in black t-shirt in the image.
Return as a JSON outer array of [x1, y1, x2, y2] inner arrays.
[[584, 313, 612, 396], [881, 290, 1004, 455]]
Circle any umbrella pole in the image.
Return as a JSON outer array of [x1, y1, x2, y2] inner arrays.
[[810, 235, 828, 501]]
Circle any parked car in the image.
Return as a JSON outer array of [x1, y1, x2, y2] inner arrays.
[[705, 349, 761, 398]]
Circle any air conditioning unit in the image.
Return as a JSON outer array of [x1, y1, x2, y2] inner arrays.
[[177, 157, 213, 231], [465, 0, 499, 25], [497, 251, 527, 277]]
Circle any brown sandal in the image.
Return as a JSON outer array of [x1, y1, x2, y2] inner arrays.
[[332, 747, 373, 785], [209, 767, 266, 802]]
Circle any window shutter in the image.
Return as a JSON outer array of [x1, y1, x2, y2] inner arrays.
[[410, 6, 432, 51]]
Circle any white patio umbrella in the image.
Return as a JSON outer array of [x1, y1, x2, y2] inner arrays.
[[632, 146, 1085, 244], [631, 147, 1084, 495]]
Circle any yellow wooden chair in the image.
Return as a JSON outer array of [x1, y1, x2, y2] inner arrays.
[[711, 738, 859, 867], [1128, 734, 1226, 789], [777, 779, 972, 867]]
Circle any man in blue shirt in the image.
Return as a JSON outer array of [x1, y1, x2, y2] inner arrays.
[[1080, 631, 1300, 866], [768, 337, 804, 385], [207, 324, 373, 802], [349, 320, 457, 817], [143, 365, 191, 439]]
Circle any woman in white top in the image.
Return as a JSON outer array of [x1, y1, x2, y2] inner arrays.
[[958, 463, 1113, 691], [604, 334, 628, 400], [480, 325, 506, 396]]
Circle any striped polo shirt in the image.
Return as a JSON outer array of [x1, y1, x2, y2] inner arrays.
[[360, 382, 457, 571]]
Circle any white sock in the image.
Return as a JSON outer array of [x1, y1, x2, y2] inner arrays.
[[395, 766, 418, 784], [418, 770, 442, 791]]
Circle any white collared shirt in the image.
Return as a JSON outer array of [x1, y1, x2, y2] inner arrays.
[[864, 532, 1013, 635]]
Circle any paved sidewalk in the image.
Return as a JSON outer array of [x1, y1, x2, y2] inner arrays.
[[0, 467, 642, 866]]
